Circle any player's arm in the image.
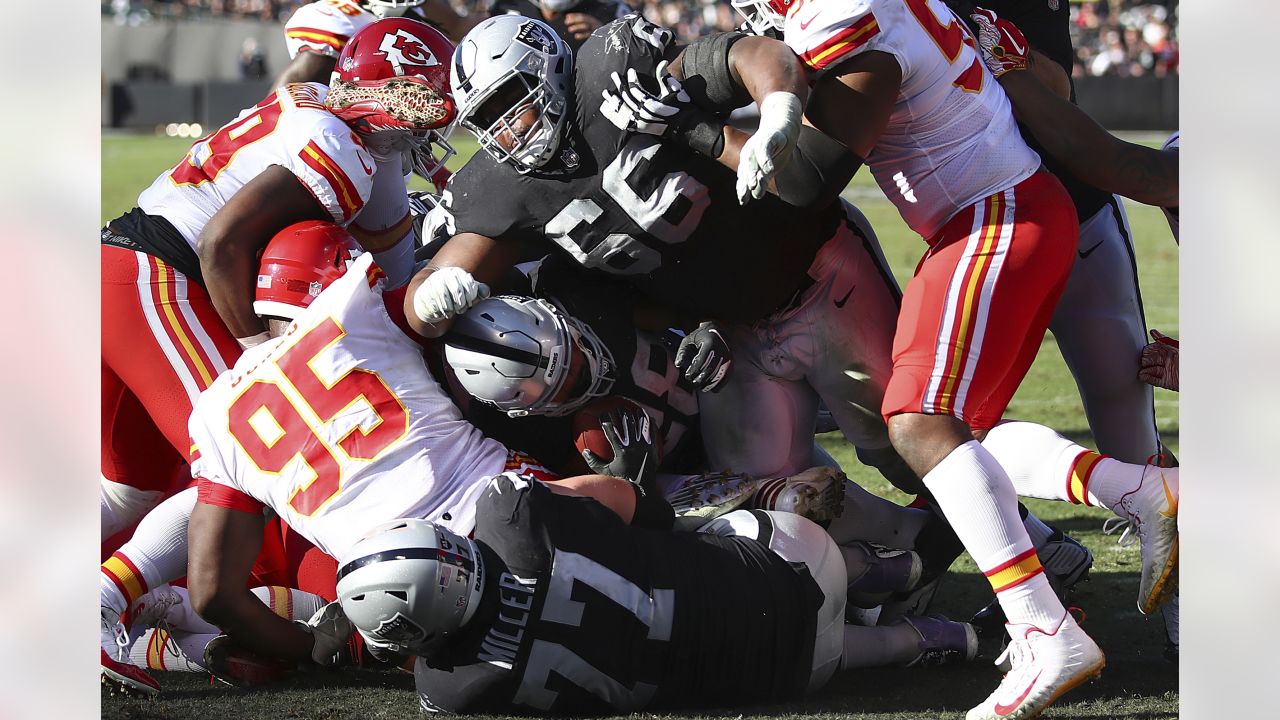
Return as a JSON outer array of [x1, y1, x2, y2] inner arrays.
[[197, 166, 330, 343], [998, 71, 1178, 207], [804, 51, 901, 159], [403, 232, 522, 338], [544, 475, 638, 524], [274, 50, 337, 88], [186, 501, 315, 662]]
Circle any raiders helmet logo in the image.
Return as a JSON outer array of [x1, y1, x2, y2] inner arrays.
[[373, 612, 428, 646], [379, 29, 440, 75], [514, 21, 556, 55]]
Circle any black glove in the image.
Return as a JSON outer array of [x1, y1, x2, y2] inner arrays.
[[674, 321, 732, 392], [581, 406, 658, 495]]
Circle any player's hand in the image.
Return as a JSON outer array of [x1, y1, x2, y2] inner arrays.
[[412, 266, 490, 325], [563, 12, 602, 40], [581, 406, 658, 492], [1138, 329, 1179, 392], [600, 62, 693, 137], [674, 321, 733, 392], [736, 91, 802, 204], [970, 8, 1031, 79], [299, 601, 355, 667]]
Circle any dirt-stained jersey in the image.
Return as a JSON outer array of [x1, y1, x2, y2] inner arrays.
[[414, 474, 821, 714], [783, 0, 1040, 238], [443, 15, 831, 324], [285, 0, 376, 58], [190, 253, 507, 559]]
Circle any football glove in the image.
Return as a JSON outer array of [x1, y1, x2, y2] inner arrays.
[[600, 62, 692, 138], [970, 8, 1031, 79], [412, 266, 489, 325], [674, 321, 733, 392], [736, 91, 802, 204], [1138, 329, 1179, 391], [581, 406, 658, 494], [297, 601, 355, 667]]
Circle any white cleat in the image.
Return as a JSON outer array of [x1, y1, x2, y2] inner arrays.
[[1114, 465, 1179, 614], [966, 613, 1104, 720], [101, 605, 160, 696]]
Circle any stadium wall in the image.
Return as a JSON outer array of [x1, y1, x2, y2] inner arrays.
[[101, 20, 1178, 131]]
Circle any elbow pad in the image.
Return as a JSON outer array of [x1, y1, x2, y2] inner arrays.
[[678, 31, 753, 112], [772, 125, 864, 208]]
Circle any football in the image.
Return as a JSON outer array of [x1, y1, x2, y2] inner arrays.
[[571, 397, 662, 464]]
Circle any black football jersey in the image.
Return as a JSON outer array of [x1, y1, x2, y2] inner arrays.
[[487, 0, 632, 52], [443, 15, 833, 324], [945, 0, 1111, 221], [415, 475, 822, 714]]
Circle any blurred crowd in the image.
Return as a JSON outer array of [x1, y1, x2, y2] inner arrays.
[[103, 0, 1178, 77]]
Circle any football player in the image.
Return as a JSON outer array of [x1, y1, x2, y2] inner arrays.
[[277, 0, 485, 86], [338, 478, 978, 714], [100, 18, 455, 545], [719, 1, 1174, 715]]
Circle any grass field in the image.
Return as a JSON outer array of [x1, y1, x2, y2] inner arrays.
[[101, 132, 1179, 720]]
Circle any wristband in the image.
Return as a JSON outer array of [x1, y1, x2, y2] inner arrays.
[[671, 109, 727, 159]]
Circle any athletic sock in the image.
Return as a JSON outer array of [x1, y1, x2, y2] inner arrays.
[[982, 421, 1148, 509], [922, 440, 1064, 630], [128, 629, 214, 672], [101, 487, 198, 614]]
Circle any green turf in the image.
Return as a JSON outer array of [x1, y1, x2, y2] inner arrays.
[[101, 132, 1179, 720]]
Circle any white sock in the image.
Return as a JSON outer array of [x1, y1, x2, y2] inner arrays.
[[128, 628, 214, 672], [101, 476, 163, 540], [1022, 509, 1055, 549], [982, 421, 1147, 510], [101, 487, 197, 612], [250, 586, 328, 622], [922, 441, 1064, 630]]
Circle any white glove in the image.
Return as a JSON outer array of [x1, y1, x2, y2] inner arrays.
[[298, 601, 353, 667], [412, 266, 490, 324], [736, 92, 803, 204], [600, 62, 692, 137]]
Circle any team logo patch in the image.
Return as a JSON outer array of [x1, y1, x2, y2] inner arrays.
[[308, 281, 323, 297], [514, 21, 556, 55], [378, 29, 440, 75], [373, 612, 428, 646], [1048, 0, 1059, 9]]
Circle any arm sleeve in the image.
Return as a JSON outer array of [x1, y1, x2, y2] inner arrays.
[[286, 120, 377, 225], [350, 153, 415, 287], [285, 2, 360, 59], [771, 124, 864, 208]]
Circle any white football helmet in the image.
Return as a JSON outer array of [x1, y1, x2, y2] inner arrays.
[[450, 16, 574, 172], [443, 296, 614, 417], [730, 0, 791, 35], [362, 0, 428, 18], [336, 519, 484, 656]]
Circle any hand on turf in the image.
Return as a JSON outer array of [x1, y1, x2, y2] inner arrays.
[[736, 91, 802, 203], [970, 8, 1031, 79], [601, 62, 693, 138], [300, 601, 355, 667], [412, 266, 489, 325], [1138, 329, 1179, 391], [674, 321, 733, 392], [581, 406, 658, 493]]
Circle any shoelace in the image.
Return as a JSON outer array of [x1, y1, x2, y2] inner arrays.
[[994, 636, 1031, 677], [131, 591, 185, 662], [111, 618, 132, 661], [1102, 517, 1136, 546]]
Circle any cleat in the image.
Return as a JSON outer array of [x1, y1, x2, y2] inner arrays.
[[847, 543, 922, 608], [125, 585, 184, 638], [1114, 465, 1179, 614], [203, 634, 292, 687], [966, 613, 1105, 720], [900, 615, 979, 667], [970, 527, 1093, 637], [665, 471, 758, 519], [752, 466, 846, 524], [1162, 582, 1180, 663], [101, 605, 160, 696], [878, 574, 944, 626]]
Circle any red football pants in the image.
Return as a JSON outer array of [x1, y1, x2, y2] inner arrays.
[[882, 171, 1079, 430]]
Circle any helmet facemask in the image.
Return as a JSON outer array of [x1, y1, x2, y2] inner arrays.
[[362, 0, 427, 18], [731, 0, 787, 35], [460, 62, 568, 173]]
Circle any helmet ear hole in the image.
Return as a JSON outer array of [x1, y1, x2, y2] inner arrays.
[[386, 590, 408, 602]]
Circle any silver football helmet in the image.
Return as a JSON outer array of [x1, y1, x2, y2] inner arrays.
[[362, 0, 428, 18], [450, 16, 573, 172], [443, 296, 615, 417], [336, 519, 484, 656]]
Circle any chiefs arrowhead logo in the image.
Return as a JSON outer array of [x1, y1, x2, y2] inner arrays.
[[379, 29, 439, 75]]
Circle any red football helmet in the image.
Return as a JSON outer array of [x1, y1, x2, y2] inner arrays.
[[326, 17, 456, 180], [255, 221, 359, 320]]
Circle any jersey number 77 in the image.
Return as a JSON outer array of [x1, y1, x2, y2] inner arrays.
[[227, 317, 409, 515]]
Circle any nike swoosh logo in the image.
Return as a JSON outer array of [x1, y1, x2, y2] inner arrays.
[[798, 8, 822, 30], [833, 286, 854, 308], [1002, 28, 1026, 56], [1159, 474, 1178, 519], [994, 669, 1043, 716], [358, 153, 374, 176], [1078, 239, 1105, 258]]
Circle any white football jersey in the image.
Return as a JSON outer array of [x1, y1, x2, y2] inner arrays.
[[1161, 131, 1179, 242], [285, 0, 376, 59], [189, 253, 508, 559], [138, 83, 377, 248], [784, 0, 1041, 239]]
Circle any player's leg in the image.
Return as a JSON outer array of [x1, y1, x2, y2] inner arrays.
[[882, 174, 1104, 717], [698, 324, 820, 479], [1049, 197, 1163, 463], [101, 245, 240, 458], [981, 420, 1178, 613]]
